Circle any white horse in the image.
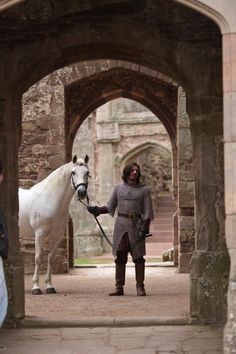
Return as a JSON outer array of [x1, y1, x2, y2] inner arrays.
[[19, 154, 89, 295]]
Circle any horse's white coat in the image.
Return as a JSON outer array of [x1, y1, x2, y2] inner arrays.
[[19, 155, 89, 294]]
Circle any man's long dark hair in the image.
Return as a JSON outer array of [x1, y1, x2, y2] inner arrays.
[[0, 160, 3, 174], [122, 162, 141, 183]]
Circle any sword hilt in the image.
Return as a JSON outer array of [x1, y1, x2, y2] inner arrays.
[[145, 233, 152, 238]]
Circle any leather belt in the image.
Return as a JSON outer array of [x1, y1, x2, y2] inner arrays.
[[118, 213, 142, 220]]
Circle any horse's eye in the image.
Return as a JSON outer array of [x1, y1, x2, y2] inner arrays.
[[72, 171, 75, 175]]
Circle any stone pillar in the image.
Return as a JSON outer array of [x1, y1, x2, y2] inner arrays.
[[95, 107, 120, 252], [189, 88, 229, 324], [0, 93, 25, 326], [177, 87, 194, 273], [223, 32, 236, 352], [172, 142, 178, 266], [20, 75, 67, 273], [71, 114, 105, 257]]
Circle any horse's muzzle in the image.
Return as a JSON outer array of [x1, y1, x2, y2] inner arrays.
[[77, 187, 87, 200]]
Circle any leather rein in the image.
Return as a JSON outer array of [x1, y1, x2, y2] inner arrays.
[[70, 171, 113, 247], [78, 198, 114, 248]]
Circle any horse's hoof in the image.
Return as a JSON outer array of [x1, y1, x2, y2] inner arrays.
[[32, 288, 42, 295], [46, 287, 57, 294]]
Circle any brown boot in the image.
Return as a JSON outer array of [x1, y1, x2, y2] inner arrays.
[[135, 262, 146, 296], [109, 263, 125, 296], [109, 287, 124, 296]]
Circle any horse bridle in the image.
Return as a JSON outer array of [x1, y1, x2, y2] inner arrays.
[[70, 172, 89, 204]]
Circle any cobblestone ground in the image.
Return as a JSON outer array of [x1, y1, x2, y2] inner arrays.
[[0, 325, 223, 354]]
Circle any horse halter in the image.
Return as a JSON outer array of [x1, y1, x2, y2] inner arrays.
[[70, 171, 89, 203]]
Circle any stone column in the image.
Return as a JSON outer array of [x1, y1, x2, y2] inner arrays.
[[177, 87, 194, 273], [0, 93, 25, 326], [95, 107, 120, 252], [189, 87, 229, 324], [223, 32, 236, 352], [20, 75, 67, 273], [71, 114, 105, 257]]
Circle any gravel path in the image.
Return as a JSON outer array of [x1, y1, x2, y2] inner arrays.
[[24, 265, 190, 322]]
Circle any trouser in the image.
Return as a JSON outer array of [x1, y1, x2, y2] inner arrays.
[[111, 232, 146, 294], [115, 250, 145, 290]]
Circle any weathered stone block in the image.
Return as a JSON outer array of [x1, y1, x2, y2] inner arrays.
[[180, 241, 195, 253], [179, 215, 195, 231], [190, 275, 227, 324], [179, 253, 192, 273], [190, 250, 230, 278], [74, 233, 104, 258]]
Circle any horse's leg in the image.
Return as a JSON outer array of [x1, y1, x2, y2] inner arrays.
[[45, 236, 63, 294], [32, 230, 45, 295]]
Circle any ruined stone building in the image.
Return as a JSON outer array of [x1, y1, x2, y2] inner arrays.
[[0, 1, 236, 353]]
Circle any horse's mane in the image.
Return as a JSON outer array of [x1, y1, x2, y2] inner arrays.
[[31, 158, 86, 191]]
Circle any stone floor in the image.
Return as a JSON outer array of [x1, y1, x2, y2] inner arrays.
[[0, 265, 224, 353], [0, 325, 223, 354]]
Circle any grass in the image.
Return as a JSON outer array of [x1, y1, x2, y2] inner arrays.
[[74, 257, 162, 265], [74, 257, 114, 265]]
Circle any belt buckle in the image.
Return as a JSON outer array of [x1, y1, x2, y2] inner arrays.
[[128, 213, 136, 219]]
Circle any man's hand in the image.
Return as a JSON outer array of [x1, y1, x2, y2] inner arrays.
[[87, 206, 101, 217], [138, 226, 149, 240]]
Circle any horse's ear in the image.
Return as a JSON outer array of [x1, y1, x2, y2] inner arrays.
[[84, 154, 89, 164], [72, 155, 77, 164]]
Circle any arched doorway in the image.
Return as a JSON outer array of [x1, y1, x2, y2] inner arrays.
[[0, 1, 230, 340]]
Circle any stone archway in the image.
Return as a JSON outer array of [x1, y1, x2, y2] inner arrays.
[[70, 97, 174, 258], [66, 67, 196, 274], [20, 62, 178, 267], [65, 67, 177, 157], [0, 1, 231, 339]]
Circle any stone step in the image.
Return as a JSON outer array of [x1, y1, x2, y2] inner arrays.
[[152, 220, 173, 225], [146, 242, 173, 257], [147, 195, 176, 252], [155, 212, 175, 218], [147, 235, 173, 243], [150, 230, 172, 237], [157, 205, 176, 211], [150, 229, 173, 237], [151, 224, 172, 230], [153, 221, 173, 227], [157, 196, 176, 204]]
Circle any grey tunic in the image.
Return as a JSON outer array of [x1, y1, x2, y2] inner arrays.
[[106, 182, 154, 260]]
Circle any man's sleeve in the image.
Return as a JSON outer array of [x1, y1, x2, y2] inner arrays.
[[106, 185, 118, 216], [143, 188, 154, 220]]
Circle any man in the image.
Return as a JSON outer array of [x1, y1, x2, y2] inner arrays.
[[0, 160, 8, 327], [87, 162, 154, 296]]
